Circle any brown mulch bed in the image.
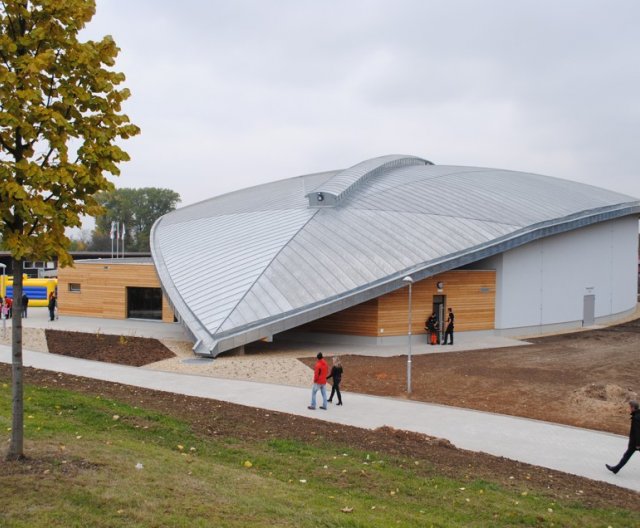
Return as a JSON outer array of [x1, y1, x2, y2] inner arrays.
[[45, 330, 174, 367], [0, 364, 637, 513]]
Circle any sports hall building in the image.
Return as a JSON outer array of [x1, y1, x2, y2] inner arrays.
[[58, 155, 640, 357]]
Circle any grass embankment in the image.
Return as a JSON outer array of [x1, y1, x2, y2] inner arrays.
[[0, 382, 637, 527]]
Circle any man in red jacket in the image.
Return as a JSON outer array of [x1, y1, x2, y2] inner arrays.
[[308, 352, 328, 410]]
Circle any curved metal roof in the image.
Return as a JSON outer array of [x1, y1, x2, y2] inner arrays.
[[151, 155, 640, 356]]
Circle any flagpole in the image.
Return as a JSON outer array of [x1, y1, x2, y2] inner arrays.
[[110, 221, 115, 259], [121, 223, 125, 258]]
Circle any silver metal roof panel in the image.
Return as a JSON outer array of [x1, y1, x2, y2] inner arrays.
[[151, 156, 640, 356], [306, 154, 432, 206]]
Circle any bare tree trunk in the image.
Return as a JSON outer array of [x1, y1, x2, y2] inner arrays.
[[7, 258, 24, 460]]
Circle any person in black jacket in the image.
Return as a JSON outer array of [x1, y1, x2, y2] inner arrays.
[[327, 356, 343, 406], [21, 293, 29, 318], [425, 313, 439, 345], [442, 307, 455, 345], [606, 400, 640, 474], [48, 292, 57, 321]]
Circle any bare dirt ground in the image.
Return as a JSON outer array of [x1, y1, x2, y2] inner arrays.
[[300, 318, 640, 437]]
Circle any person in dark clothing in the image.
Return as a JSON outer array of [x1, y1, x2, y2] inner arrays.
[[425, 313, 439, 345], [327, 356, 343, 405], [606, 400, 640, 474], [21, 293, 29, 318], [442, 307, 455, 345], [48, 292, 57, 321]]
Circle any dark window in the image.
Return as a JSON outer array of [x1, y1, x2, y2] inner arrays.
[[127, 287, 162, 320], [68, 283, 81, 293]]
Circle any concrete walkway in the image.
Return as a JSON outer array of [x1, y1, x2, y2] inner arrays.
[[1, 345, 638, 492], [7, 307, 192, 341], [7, 306, 528, 356]]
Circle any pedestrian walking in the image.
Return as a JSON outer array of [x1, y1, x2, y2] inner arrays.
[[327, 356, 343, 406], [442, 307, 455, 345], [606, 400, 640, 474], [48, 292, 57, 322], [5, 296, 12, 318], [308, 352, 328, 410], [21, 292, 29, 318]]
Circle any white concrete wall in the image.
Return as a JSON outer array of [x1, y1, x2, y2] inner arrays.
[[494, 216, 638, 330]]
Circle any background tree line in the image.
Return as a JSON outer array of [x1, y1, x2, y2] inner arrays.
[[83, 187, 181, 252], [3, 186, 181, 254]]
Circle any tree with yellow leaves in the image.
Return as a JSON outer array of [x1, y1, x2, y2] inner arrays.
[[0, 0, 139, 460]]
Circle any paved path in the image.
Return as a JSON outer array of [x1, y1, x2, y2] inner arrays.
[[1, 345, 638, 492], [7, 307, 192, 341], [11, 307, 529, 355]]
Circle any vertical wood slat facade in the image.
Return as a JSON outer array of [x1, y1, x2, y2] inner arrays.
[[58, 263, 495, 337], [301, 298, 380, 336], [57, 262, 174, 323], [301, 270, 496, 336]]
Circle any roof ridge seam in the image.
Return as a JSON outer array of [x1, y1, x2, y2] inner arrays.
[[214, 208, 321, 339]]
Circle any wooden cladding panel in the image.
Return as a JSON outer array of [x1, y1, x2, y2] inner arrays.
[[58, 262, 174, 323], [299, 298, 379, 336], [378, 270, 496, 336], [58, 264, 494, 334], [303, 270, 495, 337]]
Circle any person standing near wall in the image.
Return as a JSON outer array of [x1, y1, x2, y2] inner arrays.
[[308, 352, 328, 410], [606, 400, 640, 474], [426, 312, 439, 345], [48, 292, 57, 322], [21, 293, 29, 318], [442, 307, 455, 345]]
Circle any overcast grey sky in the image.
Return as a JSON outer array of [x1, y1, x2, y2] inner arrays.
[[86, 0, 640, 207]]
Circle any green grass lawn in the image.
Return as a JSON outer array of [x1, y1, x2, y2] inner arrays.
[[0, 381, 637, 527]]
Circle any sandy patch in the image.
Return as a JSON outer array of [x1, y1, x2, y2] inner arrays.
[[0, 326, 49, 353], [570, 383, 638, 417], [148, 340, 314, 388]]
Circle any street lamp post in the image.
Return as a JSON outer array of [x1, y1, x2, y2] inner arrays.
[[403, 275, 414, 394]]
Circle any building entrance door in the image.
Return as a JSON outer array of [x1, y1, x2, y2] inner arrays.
[[433, 295, 446, 343], [583, 294, 595, 326]]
